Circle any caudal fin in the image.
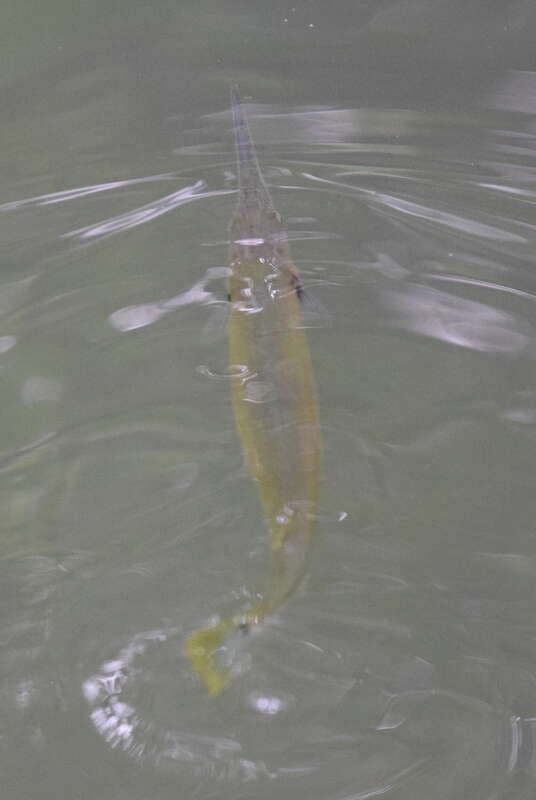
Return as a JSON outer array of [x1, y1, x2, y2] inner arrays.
[[184, 618, 237, 697]]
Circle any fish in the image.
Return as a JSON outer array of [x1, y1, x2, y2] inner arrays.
[[184, 86, 321, 696]]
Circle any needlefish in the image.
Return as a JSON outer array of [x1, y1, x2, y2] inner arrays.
[[184, 87, 321, 696]]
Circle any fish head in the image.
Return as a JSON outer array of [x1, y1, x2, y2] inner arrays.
[[230, 205, 290, 261], [229, 207, 298, 310]]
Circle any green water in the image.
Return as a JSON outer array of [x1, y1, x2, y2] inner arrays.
[[2, 2, 536, 798]]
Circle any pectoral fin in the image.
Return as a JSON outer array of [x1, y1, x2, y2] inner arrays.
[[199, 302, 231, 345], [297, 286, 331, 328]]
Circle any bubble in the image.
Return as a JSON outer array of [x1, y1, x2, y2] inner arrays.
[[246, 690, 293, 716]]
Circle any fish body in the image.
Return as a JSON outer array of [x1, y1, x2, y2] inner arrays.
[[185, 88, 320, 696]]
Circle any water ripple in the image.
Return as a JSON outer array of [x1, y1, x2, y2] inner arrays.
[[381, 284, 532, 353], [82, 627, 275, 781], [301, 171, 532, 243], [108, 267, 230, 332], [0, 173, 180, 211], [63, 181, 233, 242]]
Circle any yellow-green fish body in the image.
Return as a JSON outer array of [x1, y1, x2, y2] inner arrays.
[[185, 87, 320, 696]]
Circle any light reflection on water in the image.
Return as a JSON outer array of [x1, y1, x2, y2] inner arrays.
[[2, 85, 536, 799], [382, 283, 531, 353]]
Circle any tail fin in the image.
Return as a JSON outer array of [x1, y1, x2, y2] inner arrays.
[[184, 601, 267, 696], [184, 617, 237, 697]]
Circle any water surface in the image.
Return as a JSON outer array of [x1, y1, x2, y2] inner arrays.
[[2, 2, 536, 798]]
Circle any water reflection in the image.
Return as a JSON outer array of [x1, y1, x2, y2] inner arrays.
[[301, 171, 532, 243], [382, 284, 531, 353], [21, 376, 62, 405], [83, 626, 273, 780], [64, 181, 232, 242], [2, 80, 536, 800], [0, 173, 180, 211], [485, 70, 536, 114], [0, 336, 17, 353], [109, 266, 230, 332]]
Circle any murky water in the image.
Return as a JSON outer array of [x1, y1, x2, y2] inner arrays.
[[2, 2, 536, 798]]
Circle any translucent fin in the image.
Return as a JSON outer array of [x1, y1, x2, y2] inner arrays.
[[200, 302, 230, 345], [297, 287, 332, 328], [183, 618, 236, 697]]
